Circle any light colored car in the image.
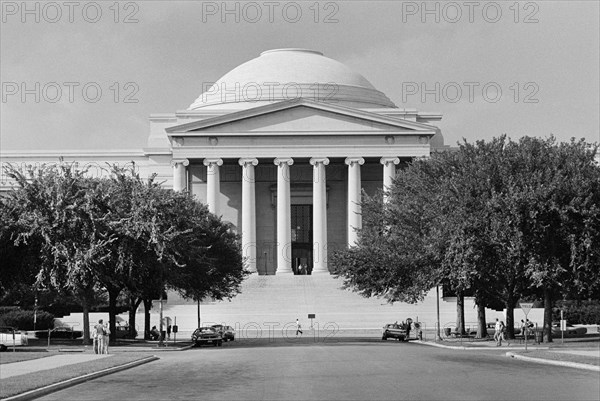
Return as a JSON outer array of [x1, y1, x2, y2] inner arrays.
[[0, 328, 28, 351], [381, 323, 407, 341], [551, 322, 587, 337]]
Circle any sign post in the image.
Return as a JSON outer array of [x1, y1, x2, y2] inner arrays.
[[560, 310, 566, 344], [520, 302, 534, 351], [308, 314, 315, 329]]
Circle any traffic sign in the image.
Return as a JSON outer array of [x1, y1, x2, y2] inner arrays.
[[520, 302, 535, 315]]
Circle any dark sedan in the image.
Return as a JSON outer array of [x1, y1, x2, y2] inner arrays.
[[36, 326, 83, 339], [211, 324, 235, 342], [192, 327, 222, 347]]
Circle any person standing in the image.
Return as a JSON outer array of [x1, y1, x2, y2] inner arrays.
[[93, 319, 105, 354], [296, 319, 303, 336], [102, 322, 110, 354], [494, 318, 502, 346]]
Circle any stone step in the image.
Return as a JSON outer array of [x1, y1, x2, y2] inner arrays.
[[60, 275, 546, 339]]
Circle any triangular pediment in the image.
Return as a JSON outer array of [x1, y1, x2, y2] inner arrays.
[[166, 99, 437, 136]]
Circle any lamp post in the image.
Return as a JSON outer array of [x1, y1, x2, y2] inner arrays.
[[158, 291, 165, 347], [436, 285, 442, 341], [263, 251, 267, 275], [197, 299, 201, 328]]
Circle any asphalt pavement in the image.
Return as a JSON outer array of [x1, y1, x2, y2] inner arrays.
[[32, 339, 600, 401]]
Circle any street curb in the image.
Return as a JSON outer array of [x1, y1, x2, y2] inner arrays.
[[506, 352, 600, 372], [413, 340, 549, 351], [3, 355, 160, 401]]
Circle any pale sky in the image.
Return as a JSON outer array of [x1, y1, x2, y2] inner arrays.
[[1, 1, 599, 151]]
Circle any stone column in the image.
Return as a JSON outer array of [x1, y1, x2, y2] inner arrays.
[[310, 157, 330, 274], [380, 157, 400, 203], [171, 159, 189, 192], [274, 157, 294, 274], [345, 157, 365, 246], [203, 158, 223, 214], [239, 158, 258, 273]]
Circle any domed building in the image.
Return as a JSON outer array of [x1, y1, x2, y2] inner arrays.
[[147, 49, 444, 275], [4, 50, 476, 335]]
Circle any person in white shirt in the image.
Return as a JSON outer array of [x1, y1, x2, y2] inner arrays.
[[296, 319, 303, 336], [494, 319, 502, 346]]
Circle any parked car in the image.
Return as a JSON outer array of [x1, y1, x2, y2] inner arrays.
[[36, 326, 83, 339], [551, 322, 587, 337], [192, 327, 222, 347], [211, 324, 235, 342], [115, 326, 138, 339], [0, 328, 28, 351], [381, 323, 407, 341]]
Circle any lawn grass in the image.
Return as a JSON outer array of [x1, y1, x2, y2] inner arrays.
[[0, 352, 53, 364], [0, 352, 156, 399]]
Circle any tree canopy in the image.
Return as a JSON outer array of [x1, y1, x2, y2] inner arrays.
[[331, 136, 600, 341], [0, 161, 247, 342]]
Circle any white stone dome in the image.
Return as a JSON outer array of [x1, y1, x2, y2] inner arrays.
[[188, 49, 396, 110]]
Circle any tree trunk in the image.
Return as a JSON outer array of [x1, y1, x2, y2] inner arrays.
[[476, 303, 487, 339], [82, 298, 91, 345], [543, 286, 553, 343], [108, 287, 120, 344], [505, 300, 515, 340], [143, 299, 152, 340], [128, 296, 142, 339], [456, 292, 465, 335]]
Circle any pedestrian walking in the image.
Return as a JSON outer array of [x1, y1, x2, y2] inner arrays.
[[500, 321, 508, 346], [296, 319, 303, 336]]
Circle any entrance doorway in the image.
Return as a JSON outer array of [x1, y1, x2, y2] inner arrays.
[[291, 205, 312, 275]]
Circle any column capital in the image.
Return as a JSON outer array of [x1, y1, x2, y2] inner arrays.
[[344, 157, 365, 166], [274, 157, 294, 166], [309, 157, 330, 166], [203, 158, 223, 167], [171, 159, 189, 167], [380, 157, 400, 166], [238, 158, 259, 167]]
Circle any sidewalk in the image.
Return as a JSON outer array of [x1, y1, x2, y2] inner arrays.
[[1, 354, 111, 379], [414, 336, 600, 371]]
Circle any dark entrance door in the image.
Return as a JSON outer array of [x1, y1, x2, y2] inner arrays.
[[291, 205, 312, 275]]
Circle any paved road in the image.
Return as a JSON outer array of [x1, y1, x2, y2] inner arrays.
[[37, 339, 600, 401]]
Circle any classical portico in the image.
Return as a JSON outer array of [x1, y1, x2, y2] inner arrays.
[[152, 49, 445, 275]]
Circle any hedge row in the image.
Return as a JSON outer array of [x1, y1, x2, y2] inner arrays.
[[0, 308, 55, 330], [552, 300, 600, 324]]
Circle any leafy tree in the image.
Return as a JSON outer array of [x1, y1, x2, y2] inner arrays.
[[2, 162, 115, 343], [332, 136, 600, 343], [502, 138, 600, 341]]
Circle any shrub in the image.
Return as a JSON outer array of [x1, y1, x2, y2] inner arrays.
[[552, 300, 600, 324], [0, 308, 55, 330]]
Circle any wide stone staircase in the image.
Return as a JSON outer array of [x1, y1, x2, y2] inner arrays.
[[138, 275, 476, 337], [62, 275, 513, 339]]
